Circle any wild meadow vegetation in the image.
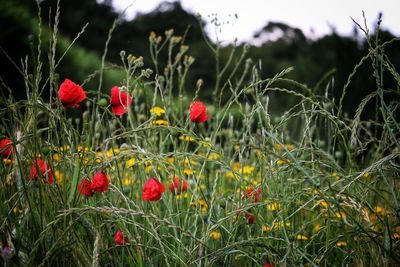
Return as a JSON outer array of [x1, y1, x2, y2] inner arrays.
[[1, 2, 400, 267]]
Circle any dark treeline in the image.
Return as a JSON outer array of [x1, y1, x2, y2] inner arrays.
[[1, 0, 399, 118]]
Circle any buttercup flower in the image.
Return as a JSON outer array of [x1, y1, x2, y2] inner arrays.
[[0, 138, 13, 157], [169, 177, 188, 195], [190, 101, 208, 123], [77, 178, 93, 197], [114, 230, 129, 245], [91, 172, 109, 193], [150, 106, 166, 116], [29, 159, 53, 184], [110, 86, 132, 116], [209, 231, 221, 239], [142, 177, 166, 201], [58, 79, 86, 108]]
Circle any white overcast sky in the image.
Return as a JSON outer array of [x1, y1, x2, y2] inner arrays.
[[112, 0, 400, 43]]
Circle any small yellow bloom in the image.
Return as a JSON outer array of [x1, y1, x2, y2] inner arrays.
[[179, 135, 195, 142], [210, 231, 221, 239], [13, 207, 23, 215], [55, 170, 64, 184], [106, 148, 120, 158], [267, 202, 281, 212], [240, 165, 255, 175], [374, 206, 386, 216], [150, 106, 166, 116], [320, 200, 330, 209], [58, 145, 70, 152], [152, 119, 169, 126], [262, 225, 271, 232], [202, 141, 212, 148], [274, 144, 284, 151], [335, 211, 347, 219], [145, 165, 153, 172], [332, 172, 341, 180], [3, 159, 12, 166], [362, 172, 371, 179], [296, 234, 309, 241], [77, 146, 90, 152], [313, 223, 321, 233], [276, 159, 289, 166], [273, 221, 291, 230], [166, 156, 174, 163], [336, 241, 347, 247], [52, 153, 61, 162], [126, 158, 136, 167], [208, 152, 220, 161], [286, 144, 294, 151], [123, 177, 133, 186], [183, 168, 194, 175], [233, 162, 240, 171]]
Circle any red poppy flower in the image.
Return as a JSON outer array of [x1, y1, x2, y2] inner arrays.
[[58, 78, 86, 108], [77, 178, 93, 197], [0, 138, 13, 157], [91, 172, 109, 193], [110, 86, 132, 116], [169, 177, 188, 195], [142, 177, 166, 201], [29, 159, 53, 184], [245, 212, 255, 224], [264, 259, 275, 267], [244, 187, 262, 203], [114, 230, 129, 245], [189, 101, 208, 123]]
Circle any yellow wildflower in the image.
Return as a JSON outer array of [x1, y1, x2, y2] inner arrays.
[[320, 200, 330, 209], [106, 148, 120, 158], [240, 165, 254, 174], [3, 159, 12, 166], [286, 144, 294, 151], [55, 170, 64, 184], [58, 145, 70, 152], [126, 158, 136, 167], [123, 176, 133, 186], [210, 231, 221, 239], [166, 156, 174, 163], [179, 135, 195, 142], [52, 153, 60, 162], [267, 202, 281, 212], [150, 106, 166, 116], [208, 153, 220, 161], [262, 225, 271, 232], [362, 172, 371, 179], [313, 223, 321, 233], [77, 146, 90, 152], [152, 119, 169, 126], [335, 211, 347, 219], [273, 221, 291, 230], [183, 168, 194, 175], [336, 241, 347, 247], [145, 165, 153, 172], [332, 172, 341, 180], [374, 206, 386, 217], [13, 207, 23, 215], [296, 234, 309, 241], [276, 159, 289, 166], [274, 144, 284, 151]]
